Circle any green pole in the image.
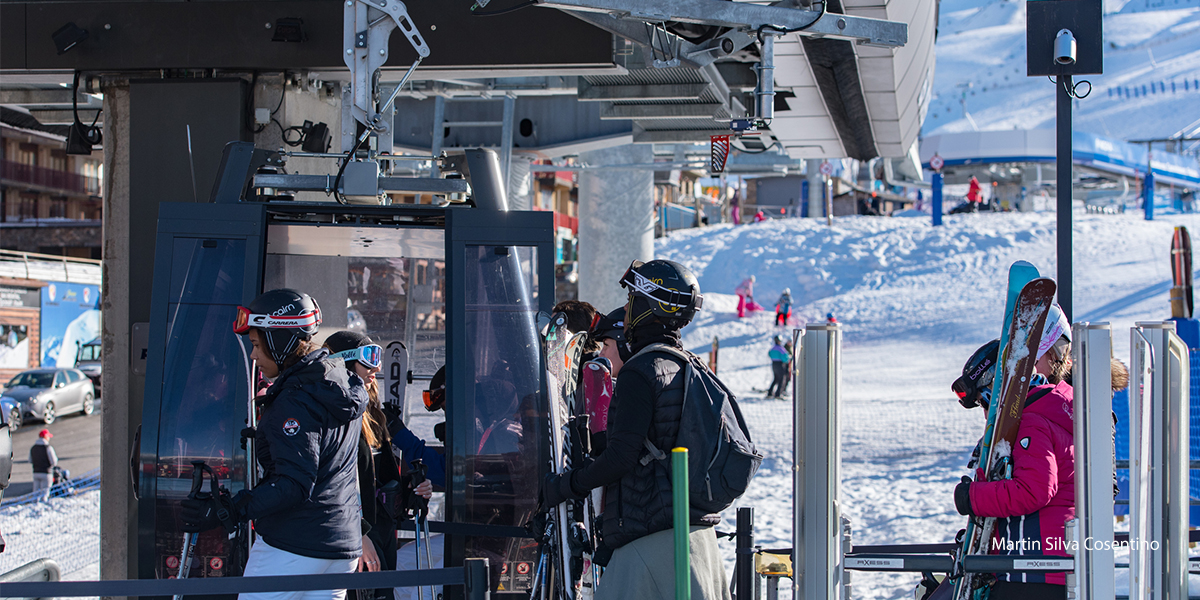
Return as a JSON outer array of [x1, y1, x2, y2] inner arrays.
[[673, 447, 690, 600]]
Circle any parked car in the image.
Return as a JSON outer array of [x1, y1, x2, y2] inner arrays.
[[76, 338, 102, 395], [2, 368, 95, 425], [0, 395, 18, 432]]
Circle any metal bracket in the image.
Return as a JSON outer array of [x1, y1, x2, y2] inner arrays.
[[343, 0, 431, 134]]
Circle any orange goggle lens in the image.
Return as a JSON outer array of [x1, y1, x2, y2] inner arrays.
[[233, 306, 252, 334], [423, 387, 445, 411]]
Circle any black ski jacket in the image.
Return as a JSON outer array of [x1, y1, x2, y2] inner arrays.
[[569, 326, 722, 550], [244, 349, 368, 560]]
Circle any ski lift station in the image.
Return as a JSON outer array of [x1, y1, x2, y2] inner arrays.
[[1, 0, 1197, 599]]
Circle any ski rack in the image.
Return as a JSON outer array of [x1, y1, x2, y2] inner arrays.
[[1070, 323, 1116, 600], [1129, 322, 1191, 600], [790, 319, 1184, 600]]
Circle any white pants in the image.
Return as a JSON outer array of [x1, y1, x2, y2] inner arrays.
[[32, 473, 51, 501], [394, 534, 444, 600], [240, 538, 358, 600]]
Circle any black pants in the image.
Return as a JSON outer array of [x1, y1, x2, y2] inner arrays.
[[988, 582, 1065, 600], [767, 360, 787, 397]]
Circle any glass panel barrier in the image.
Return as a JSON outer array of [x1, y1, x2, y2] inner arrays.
[[461, 244, 542, 593], [153, 238, 252, 578]]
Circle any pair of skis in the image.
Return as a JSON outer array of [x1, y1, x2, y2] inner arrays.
[[535, 312, 599, 600], [951, 262, 1058, 600]]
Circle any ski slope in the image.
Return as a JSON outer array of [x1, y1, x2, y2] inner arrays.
[[659, 210, 1200, 599], [925, 0, 1200, 143]]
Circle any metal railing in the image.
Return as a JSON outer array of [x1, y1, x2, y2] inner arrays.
[[0, 560, 491, 599], [1, 160, 99, 195]]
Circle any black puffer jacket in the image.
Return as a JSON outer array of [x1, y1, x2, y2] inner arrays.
[[244, 349, 368, 559], [570, 326, 721, 550]]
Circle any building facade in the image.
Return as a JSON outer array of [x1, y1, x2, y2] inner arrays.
[[1, 108, 103, 259]]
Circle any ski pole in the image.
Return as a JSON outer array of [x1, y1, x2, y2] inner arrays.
[[174, 461, 213, 600], [409, 459, 432, 600]]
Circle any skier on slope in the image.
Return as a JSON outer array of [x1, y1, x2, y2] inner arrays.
[[950, 304, 1073, 600], [543, 259, 731, 600], [735, 275, 756, 318], [182, 289, 367, 600], [766, 335, 790, 399], [775, 288, 793, 326]]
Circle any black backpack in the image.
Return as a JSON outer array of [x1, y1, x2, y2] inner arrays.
[[632, 343, 763, 514]]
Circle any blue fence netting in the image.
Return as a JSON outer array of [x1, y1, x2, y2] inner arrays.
[[1114, 318, 1200, 524], [0, 468, 102, 579], [1, 467, 100, 508]]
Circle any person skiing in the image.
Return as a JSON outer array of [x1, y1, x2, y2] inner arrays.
[[735, 275, 756, 318], [775, 288, 793, 326], [766, 335, 790, 398], [951, 305, 1074, 600], [780, 340, 794, 397], [324, 331, 432, 599], [542, 259, 731, 600], [181, 288, 367, 600], [30, 429, 57, 502]]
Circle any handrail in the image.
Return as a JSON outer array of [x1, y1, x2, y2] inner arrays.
[[0, 560, 490, 599], [0, 557, 63, 584]]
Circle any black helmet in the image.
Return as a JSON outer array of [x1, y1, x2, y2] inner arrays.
[[773, 335, 782, 345], [590, 307, 627, 344], [234, 288, 322, 367], [619, 259, 703, 328], [424, 365, 446, 412], [952, 339, 999, 410]]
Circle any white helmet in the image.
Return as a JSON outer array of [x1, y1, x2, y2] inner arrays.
[[783, 287, 791, 295], [1037, 304, 1071, 361], [749, 275, 756, 283]]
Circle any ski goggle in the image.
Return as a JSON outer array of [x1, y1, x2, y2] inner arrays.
[[423, 386, 446, 412], [330, 344, 383, 369], [233, 305, 322, 334]]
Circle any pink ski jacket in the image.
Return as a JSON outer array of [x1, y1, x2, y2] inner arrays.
[[968, 380, 1075, 585]]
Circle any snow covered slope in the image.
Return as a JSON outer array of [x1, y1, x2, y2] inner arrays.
[[657, 211, 1200, 599], [924, 0, 1200, 143]]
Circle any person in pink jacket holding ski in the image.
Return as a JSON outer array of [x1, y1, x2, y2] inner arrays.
[[951, 305, 1073, 600]]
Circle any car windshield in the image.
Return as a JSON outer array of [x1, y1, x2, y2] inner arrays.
[[7, 372, 54, 388]]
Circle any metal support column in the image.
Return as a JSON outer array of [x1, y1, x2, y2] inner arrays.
[[1070, 323, 1115, 600], [1129, 322, 1190, 600], [500, 95, 515, 192], [431, 95, 446, 177], [735, 507, 755, 600], [793, 323, 842, 600], [1056, 76, 1073, 320]]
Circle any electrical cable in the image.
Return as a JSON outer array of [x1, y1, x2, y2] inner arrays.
[[471, 0, 536, 17], [71, 71, 102, 146], [1049, 75, 1092, 100], [756, 0, 826, 43]]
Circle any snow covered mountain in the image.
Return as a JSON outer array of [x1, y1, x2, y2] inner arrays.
[[923, 0, 1200, 144]]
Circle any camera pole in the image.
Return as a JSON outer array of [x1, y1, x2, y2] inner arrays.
[[1057, 74, 1073, 321]]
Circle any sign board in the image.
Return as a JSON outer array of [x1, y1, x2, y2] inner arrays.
[[929, 154, 944, 171], [819, 161, 833, 176]]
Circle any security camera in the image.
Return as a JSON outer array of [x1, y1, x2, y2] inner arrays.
[[1054, 29, 1077, 65]]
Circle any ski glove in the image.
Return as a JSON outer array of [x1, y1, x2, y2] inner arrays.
[[381, 403, 407, 437], [954, 476, 974, 516], [180, 488, 244, 534], [542, 472, 582, 508]]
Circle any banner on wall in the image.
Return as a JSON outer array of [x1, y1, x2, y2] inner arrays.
[[0, 285, 39, 369], [41, 281, 101, 369]]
